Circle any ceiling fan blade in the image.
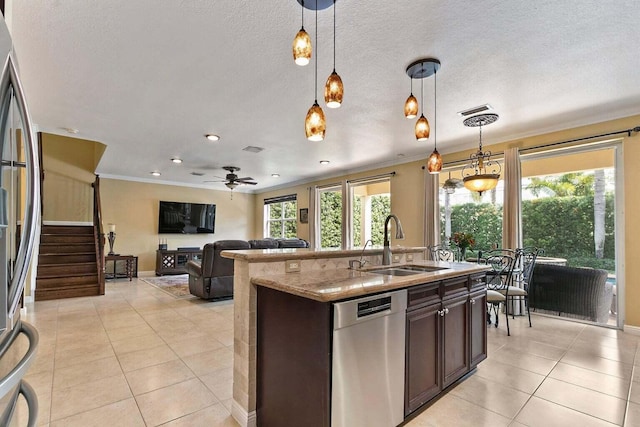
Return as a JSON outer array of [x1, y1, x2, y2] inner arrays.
[[236, 180, 258, 185], [235, 177, 254, 181]]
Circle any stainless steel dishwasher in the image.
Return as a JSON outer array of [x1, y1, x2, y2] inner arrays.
[[332, 289, 407, 427]]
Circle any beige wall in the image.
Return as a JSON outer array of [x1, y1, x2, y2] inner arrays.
[[100, 179, 256, 272], [255, 115, 640, 327], [254, 164, 426, 248], [42, 133, 106, 221]]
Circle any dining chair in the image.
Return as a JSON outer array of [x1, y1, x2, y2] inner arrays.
[[478, 250, 518, 335], [428, 245, 458, 262], [499, 247, 542, 328]]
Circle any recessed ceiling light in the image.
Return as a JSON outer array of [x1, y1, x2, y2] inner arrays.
[[150, 171, 161, 176], [205, 134, 220, 141], [271, 173, 280, 178], [60, 127, 79, 134], [171, 158, 183, 164], [319, 160, 330, 165]]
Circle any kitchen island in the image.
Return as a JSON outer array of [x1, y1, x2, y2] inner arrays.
[[222, 247, 488, 427]]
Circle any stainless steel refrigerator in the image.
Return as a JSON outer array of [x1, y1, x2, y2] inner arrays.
[[0, 14, 41, 427]]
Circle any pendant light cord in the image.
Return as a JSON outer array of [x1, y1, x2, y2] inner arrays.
[[332, 0, 336, 71], [301, 0, 304, 28], [314, 0, 318, 102], [434, 68, 437, 149], [420, 66, 424, 114]]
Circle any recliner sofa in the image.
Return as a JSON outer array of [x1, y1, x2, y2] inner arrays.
[[186, 238, 309, 300]]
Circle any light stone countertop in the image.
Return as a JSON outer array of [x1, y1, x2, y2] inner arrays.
[[221, 246, 427, 262], [250, 261, 490, 302]]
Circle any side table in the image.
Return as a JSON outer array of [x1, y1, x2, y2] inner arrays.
[[105, 255, 138, 281]]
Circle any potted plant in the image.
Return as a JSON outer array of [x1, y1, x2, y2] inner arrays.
[[450, 232, 475, 261]]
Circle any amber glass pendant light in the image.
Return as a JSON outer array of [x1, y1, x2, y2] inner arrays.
[[305, 2, 326, 140], [404, 78, 418, 119], [406, 59, 439, 142], [415, 77, 430, 141], [324, 0, 343, 108], [292, 1, 312, 66], [427, 68, 442, 173]]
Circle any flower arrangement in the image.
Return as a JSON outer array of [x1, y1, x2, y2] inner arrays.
[[450, 232, 475, 250]]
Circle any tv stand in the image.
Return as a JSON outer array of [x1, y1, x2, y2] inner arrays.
[[155, 248, 202, 275]]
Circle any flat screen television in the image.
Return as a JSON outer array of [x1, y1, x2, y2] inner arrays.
[[158, 201, 216, 234]]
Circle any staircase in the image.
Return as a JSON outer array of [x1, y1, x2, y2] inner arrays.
[[35, 225, 103, 301]]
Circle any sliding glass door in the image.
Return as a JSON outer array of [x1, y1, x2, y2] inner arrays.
[[521, 143, 622, 327]]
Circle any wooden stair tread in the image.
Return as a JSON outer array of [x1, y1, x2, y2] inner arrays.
[[36, 272, 98, 281], [39, 252, 96, 257]]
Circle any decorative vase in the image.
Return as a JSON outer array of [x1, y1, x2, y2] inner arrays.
[[459, 247, 467, 262]]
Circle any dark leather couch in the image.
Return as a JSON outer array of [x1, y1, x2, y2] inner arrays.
[[529, 263, 612, 323], [186, 238, 309, 300]]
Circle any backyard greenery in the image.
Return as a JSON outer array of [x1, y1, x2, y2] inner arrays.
[[320, 191, 391, 248], [442, 194, 615, 271]]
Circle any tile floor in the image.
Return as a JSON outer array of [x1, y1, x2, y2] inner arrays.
[[11, 278, 640, 426]]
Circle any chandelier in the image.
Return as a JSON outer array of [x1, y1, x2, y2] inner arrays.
[[462, 113, 501, 195]]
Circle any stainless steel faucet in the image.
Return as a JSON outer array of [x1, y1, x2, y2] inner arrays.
[[382, 214, 405, 265]]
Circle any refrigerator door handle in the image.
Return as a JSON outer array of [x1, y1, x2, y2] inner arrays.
[[0, 321, 39, 399], [0, 54, 41, 326]]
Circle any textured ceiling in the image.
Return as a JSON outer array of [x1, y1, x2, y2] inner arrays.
[[8, 0, 640, 192]]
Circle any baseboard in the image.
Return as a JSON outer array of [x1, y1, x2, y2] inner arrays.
[[623, 324, 640, 336], [231, 400, 256, 427], [42, 220, 93, 226], [138, 270, 157, 277]]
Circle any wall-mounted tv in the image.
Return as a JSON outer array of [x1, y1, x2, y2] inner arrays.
[[158, 201, 216, 234]]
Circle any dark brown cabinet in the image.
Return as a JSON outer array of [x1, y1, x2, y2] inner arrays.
[[469, 288, 488, 367], [405, 274, 486, 417], [442, 293, 470, 388], [155, 249, 202, 275], [405, 299, 441, 414]]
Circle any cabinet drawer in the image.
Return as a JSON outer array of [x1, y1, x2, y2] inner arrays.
[[407, 283, 441, 309], [469, 274, 486, 291], [443, 276, 468, 298]]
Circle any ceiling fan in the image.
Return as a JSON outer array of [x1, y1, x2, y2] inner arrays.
[[206, 166, 258, 190]]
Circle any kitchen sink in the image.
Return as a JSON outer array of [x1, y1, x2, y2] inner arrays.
[[367, 268, 422, 276], [397, 265, 448, 272], [367, 265, 449, 276]]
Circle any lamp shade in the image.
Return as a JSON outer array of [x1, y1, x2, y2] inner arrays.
[[415, 114, 430, 141], [305, 101, 326, 141], [427, 149, 442, 174], [463, 174, 499, 195], [404, 94, 418, 119], [324, 70, 343, 108], [293, 28, 312, 66]]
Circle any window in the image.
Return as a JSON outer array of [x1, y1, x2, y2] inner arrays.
[[313, 175, 392, 249], [438, 170, 503, 253], [319, 186, 342, 248], [264, 195, 297, 238], [350, 178, 390, 247]]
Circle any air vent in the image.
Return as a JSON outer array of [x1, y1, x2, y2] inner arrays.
[[190, 172, 205, 176], [457, 104, 493, 117], [242, 146, 264, 153]]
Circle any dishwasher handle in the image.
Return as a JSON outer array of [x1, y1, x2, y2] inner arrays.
[[333, 290, 407, 330], [357, 296, 392, 318]]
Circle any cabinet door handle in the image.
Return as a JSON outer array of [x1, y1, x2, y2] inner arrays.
[[444, 308, 449, 315], [438, 310, 445, 317], [470, 298, 476, 305]]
